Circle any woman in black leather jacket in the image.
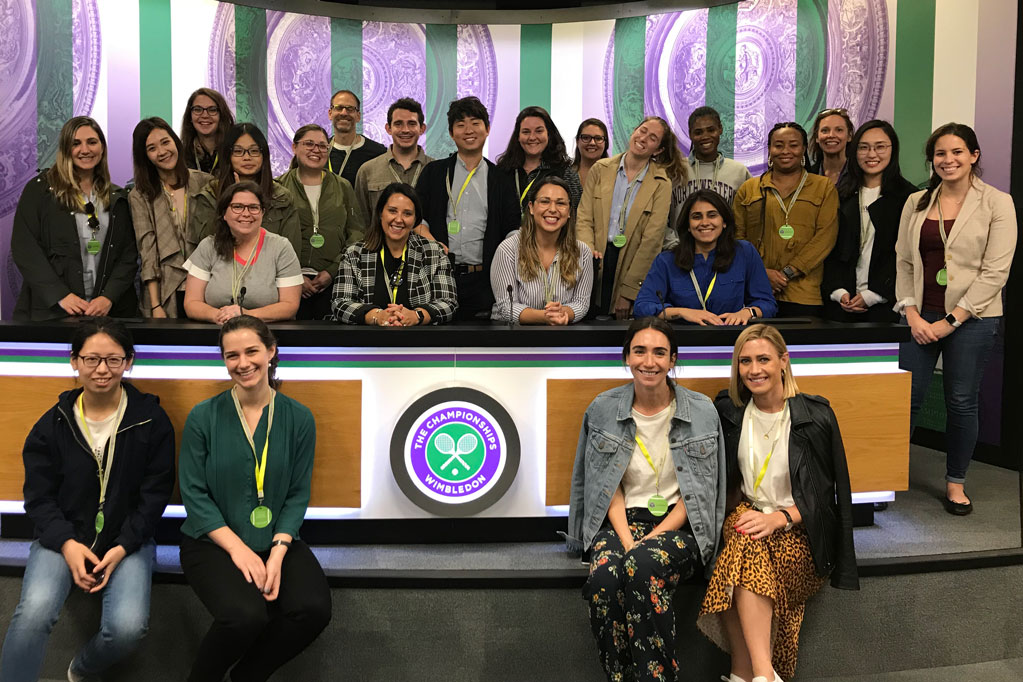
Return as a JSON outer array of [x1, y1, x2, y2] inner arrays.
[[697, 323, 857, 682]]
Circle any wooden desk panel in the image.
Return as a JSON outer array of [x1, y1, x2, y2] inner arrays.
[[0, 378, 361, 507], [545, 374, 910, 505]]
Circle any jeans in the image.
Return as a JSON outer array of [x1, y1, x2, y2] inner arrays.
[[0, 540, 155, 682], [899, 312, 1000, 482]]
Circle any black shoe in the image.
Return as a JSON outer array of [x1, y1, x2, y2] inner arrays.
[[943, 497, 973, 516], [873, 502, 888, 511]]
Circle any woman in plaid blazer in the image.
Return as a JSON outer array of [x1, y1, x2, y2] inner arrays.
[[331, 182, 458, 325]]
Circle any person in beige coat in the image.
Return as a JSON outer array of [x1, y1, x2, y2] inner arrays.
[[894, 122, 1016, 516], [576, 116, 683, 319], [129, 117, 212, 318]]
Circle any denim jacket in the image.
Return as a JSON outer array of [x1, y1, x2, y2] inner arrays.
[[566, 381, 727, 577]]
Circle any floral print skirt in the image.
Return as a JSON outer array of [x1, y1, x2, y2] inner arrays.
[[584, 506, 701, 682], [697, 502, 825, 679]]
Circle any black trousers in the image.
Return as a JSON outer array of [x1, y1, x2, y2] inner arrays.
[[775, 301, 822, 318], [179, 536, 331, 682], [822, 299, 898, 323], [297, 285, 334, 321]]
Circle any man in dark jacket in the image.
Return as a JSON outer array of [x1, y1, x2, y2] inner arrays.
[[415, 96, 520, 320]]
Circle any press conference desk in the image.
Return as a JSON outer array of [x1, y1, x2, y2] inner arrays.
[[0, 319, 911, 520]]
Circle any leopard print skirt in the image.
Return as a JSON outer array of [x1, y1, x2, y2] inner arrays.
[[697, 502, 825, 679]]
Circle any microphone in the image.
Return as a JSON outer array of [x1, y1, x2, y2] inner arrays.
[[506, 285, 514, 328], [237, 286, 246, 312], [656, 290, 668, 321]]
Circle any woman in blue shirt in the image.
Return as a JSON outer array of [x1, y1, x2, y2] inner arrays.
[[635, 189, 776, 324]]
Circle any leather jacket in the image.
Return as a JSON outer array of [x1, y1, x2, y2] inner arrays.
[[716, 391, 859, 590]]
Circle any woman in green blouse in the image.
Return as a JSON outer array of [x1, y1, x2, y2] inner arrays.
[[178, 315, 330, 682]]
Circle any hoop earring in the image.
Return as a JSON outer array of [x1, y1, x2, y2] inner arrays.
[[800, 156, 805, 167], [767, 158, 773, 169]]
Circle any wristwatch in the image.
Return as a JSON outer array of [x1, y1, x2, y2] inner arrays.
[[944, 313, 962, 328], [415, 308, 425, 324], [779, 508, 794, 531], [271, 539, 292, 549], [782, 265, 799, 280], [745, 307, 758, 319]]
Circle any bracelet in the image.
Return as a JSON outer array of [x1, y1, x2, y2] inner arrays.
[[271, 539, 292, 549], [779, 508, 793, 525], [151, 305, 161, 311]]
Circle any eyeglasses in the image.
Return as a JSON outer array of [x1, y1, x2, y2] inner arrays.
[[298, 141, 330, 152], [231, 146, 262, 158], [82, 201, 100, 230], [77, 355, 127, 369], [191, 106, 220, 117], [228, 203, 263, 215], [534, 197, 570, 210], [331, 104, 359, 114], [578, 134, 606, 144], [856, 142, 892, 154]]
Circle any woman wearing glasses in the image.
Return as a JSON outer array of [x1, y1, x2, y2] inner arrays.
[[808, 108, 855, 187], [571, 118, 610, 188], [496, 106, 583, 210], [823, 121, 915, 323], [130, 117, 213, 318], [0, 318, 174, 682], [12, 117, 139, 321], [332, 183, 457, 325], [277, 124, 366, 320], [190, 123, 302, 259], [183, 181, 303, 324], [180, 88, 235, 174]]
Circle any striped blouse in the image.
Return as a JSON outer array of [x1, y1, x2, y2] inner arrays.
[[489, 231, 593, 323]]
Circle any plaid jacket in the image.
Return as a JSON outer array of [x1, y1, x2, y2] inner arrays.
[[331, 233, 458, 324]]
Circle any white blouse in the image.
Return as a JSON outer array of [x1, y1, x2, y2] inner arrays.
[[622, 402, 682, 510], [739, 400, 795, 513]]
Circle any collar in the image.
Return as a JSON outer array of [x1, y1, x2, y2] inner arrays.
[[687, 152, 724, 169], [387, 145, 427, 166], [331, 134, 364, 151], [616, 154, 650, 184], [615, 381, 692, 423], [456, 153, 486, 172]]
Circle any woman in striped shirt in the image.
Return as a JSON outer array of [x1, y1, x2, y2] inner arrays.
[[490, 177, 592, 324]]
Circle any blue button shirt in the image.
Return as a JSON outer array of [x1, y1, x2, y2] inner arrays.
[[634, 240, 778, 319]]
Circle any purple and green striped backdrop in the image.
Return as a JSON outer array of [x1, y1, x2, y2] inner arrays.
[[0, 0, 1017, 319]]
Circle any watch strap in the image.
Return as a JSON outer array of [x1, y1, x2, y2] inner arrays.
[[944, 313, 962, 328], [271, 539, 292, 549]]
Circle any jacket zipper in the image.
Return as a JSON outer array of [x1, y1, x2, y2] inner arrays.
[[804, 452, 833, 568]]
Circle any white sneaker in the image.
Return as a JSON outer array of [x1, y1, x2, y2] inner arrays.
[[751, 674, 785, 682], [67, 661, 99, 682], [722, 675, 749, 682]]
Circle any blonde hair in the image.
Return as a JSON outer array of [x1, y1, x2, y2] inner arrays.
[[641, 115, 689, 186], [517, 177, 581, 288], [728, 324, 800, 406], [47, 117, 111, 211]]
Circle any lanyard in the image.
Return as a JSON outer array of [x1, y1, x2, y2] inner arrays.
[[231, 231, 262, 304], [231, 387, 276, 504], [857, 188, 876, 250], [689, 270, 718, 310], [77, 193, 100, 237], [163, 185, 188, 231], [328, 139, 355, 177], [445, 164, 479, 220], [515, 171, 538, 206], [746, 402, 788, 496], [77, 388, 127, 519], [615, 167, 646, 236], [389, 159, 423, 188], [542, 257, 560, 303], [380, 243, 408, 304], [635, 434, 669, 496], [768, 171, 809, 227], [693, 158, 720, 185], [195, 149, 218, 172], [935, 188, 952, 258]]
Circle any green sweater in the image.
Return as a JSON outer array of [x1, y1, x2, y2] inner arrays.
[[276, 168, 366, 274], [179, 390, 315, 551]]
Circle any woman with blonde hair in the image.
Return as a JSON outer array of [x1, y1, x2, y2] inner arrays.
[[12, 116, 139, 320], [698, 323, 857, 682], [576, 116, 684, 318], [490, 176, 592, 324]]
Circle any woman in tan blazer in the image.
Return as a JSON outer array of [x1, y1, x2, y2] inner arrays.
[[576, 116, 683, 319], [130, 118, 212, 317], [894, 122, 1016, 515]]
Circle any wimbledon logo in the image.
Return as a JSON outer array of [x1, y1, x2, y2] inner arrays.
[[390, 388, 520, 516]]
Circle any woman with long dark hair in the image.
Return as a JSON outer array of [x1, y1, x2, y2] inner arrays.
[[635, 189, 776, 324], [130, 117, 213, 318], [894, 122, 1016, 514], [571, 118, 609, 188], [179, 315, 330, 681], [180, 88, 234, 174], [496, 105, 583, 209], [823, 120, 915, 322]]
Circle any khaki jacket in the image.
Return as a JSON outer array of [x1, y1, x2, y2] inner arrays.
[[130, 169, 212, 317], [576, 153, 671, 302], [733, 171, 839, 306], [894, 177, 1016, 318]]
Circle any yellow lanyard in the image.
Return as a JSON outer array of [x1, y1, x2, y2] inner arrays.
[[542, 257, 560, 304], [689, 270, 718, 310], [769, 171, 809, 226], [380, 243, 408, 304], [231, 231, 262, 304], [231, 387, 275, 504], [747, 402, 788, 495], [328, 139, 354, 178], [445, 165, 479, 219], [163, 185, 188, 231], [515, 172, 537, 206], [77, 388, 127, 517], [615, 168, 646, 237], [635, 434, 669, 496], [195, 150, 218, 172]]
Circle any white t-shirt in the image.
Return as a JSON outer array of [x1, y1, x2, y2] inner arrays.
[[623, 402, 682, 509], [739, 400, 795, 513]]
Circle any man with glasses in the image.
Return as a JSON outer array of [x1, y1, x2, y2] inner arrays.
[[354, 97, 434, 222], [327, 90, 386, 187]]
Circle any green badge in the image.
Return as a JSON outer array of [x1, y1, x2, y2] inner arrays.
[[250, 505, 272, 529], [86, 239, 102, 255], [936, 268, 948, 286], [778, 224, 795, 240], [309, 233, 325, 249], [612, 234, 627, 248], [447, 220, 461, 235], [647, 494, 669, 517], [94, 510, 105, 534], [425, 423, 486, 482]]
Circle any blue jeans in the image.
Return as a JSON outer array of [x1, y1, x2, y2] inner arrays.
[[0, 540, 155, 682], [899, 312, 1000, 482]]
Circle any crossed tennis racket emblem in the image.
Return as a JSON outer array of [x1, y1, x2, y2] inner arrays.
[[433, 432, 480, 476]]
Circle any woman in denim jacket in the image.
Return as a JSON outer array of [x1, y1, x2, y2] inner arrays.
[[567, 317, 727, 682]]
